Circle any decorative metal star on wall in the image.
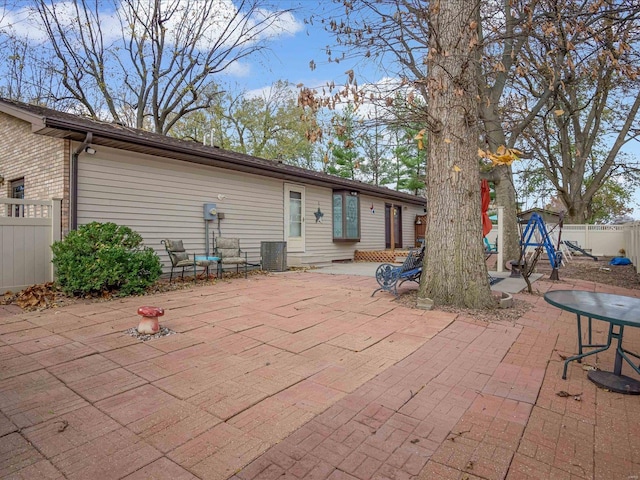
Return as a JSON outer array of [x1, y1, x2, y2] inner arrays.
[[314, 206, 324, 223]]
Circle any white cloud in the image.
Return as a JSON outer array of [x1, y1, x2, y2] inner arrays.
[[254, 9, 303, 39], [117, 1, 303, 55], [224, 60, 252, 78], [244, 85, 272, 99], [0, 4, 49, 42], [243, 81, 298, 100], [1, 2, 123, 44], [0, 0, 303, 80]]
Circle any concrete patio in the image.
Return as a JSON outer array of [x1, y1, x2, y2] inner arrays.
[[1, 270, 639, 479], [312, 262, 541, 295]]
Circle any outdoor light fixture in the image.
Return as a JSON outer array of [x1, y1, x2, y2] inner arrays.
[[84, 146, 96, 155], [415, 218, 422, 225]]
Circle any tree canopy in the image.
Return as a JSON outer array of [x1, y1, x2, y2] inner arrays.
[[1, 0, 638, 231], [1, 0, 297, 134]]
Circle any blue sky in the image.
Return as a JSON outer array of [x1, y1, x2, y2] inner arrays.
[[219, 1, 640, 219], [219, 1, 368, 96], [4, 0, 639, 218]]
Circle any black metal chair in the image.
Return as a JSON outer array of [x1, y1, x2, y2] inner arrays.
[[214, 237, 248, 278], [161, 239, 212, 282], [372, 247, 424, 297]]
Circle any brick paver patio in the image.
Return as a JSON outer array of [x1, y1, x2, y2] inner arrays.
[[1, 271, 639, 479]]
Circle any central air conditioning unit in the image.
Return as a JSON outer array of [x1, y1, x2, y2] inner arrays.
[[261, 241, 287, 272]]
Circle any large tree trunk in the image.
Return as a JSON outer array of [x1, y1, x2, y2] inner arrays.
[[564, 199, 589, 224], [418, 0, 493, 309]]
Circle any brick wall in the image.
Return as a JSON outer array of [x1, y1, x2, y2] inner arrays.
[[0, 112, 70, 232]]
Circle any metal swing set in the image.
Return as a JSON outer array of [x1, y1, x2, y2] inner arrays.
[[511, 211, 565, 293]]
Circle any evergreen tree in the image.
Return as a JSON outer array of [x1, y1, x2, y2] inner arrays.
[[327, 104, 362, 180]]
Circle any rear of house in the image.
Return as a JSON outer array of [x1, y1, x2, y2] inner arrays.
[[0, 99, 425, 285]]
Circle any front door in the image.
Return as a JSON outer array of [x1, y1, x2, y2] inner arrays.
[[284, 184, 305, 252], [385, 204, 402, 249]]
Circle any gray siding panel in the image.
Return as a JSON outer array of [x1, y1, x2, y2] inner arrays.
[[77, 148, 284, 273], [77, 147, 425, 271], [404, 205, 424, 248]]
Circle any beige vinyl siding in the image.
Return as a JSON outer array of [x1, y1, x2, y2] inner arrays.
[[77, 147, 284, 273], [404, 204, 424, 248], [358, 195, 388, 249], [76, 145, 425, 271], [291, 187, 424, 265], [292, 186, 321, 264], [293, 186, 346, 264], [292, 187, 379, 264]]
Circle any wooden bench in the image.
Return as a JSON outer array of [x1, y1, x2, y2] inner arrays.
[[371, 247, 424, 297]]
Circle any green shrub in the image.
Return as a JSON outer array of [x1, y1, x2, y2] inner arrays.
[[51, 222, 162, 296]]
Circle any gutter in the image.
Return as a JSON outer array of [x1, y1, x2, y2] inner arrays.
[[44, 117, 424, 206], [70, 132, 93, 230]]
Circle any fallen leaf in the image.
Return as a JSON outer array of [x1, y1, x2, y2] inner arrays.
[[556, 390, 583, 398], [14, 283, 56, 311]]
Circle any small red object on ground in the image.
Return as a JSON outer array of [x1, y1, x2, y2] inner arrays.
[[137, 306, 165, 334]]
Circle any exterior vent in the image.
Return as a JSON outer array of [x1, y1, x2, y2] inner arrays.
[[261, 241, 287, 272]]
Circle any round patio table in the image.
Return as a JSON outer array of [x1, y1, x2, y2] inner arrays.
[[544, 290, 640, 394]]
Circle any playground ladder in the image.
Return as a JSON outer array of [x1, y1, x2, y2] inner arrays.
[[520, 213, 560, 269]]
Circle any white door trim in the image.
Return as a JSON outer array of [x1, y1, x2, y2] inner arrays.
[[284, 183, 305, 252]]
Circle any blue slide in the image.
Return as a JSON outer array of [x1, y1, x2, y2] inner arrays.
[[563, 241, 598, 261]]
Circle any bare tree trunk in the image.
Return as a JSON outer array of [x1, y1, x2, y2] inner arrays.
[[419, 0, 493, 308], [478, 103, 523, 267]]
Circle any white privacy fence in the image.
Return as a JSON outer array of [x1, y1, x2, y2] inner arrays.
[[561, 224, 627, 256], [0, 198, 61, 293], [624, 223, 640, 272]]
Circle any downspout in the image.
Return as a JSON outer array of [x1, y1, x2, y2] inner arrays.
[[70, 133, 93, 230]]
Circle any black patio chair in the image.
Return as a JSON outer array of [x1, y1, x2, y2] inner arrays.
[[161, 239, 212, 282], [372, 247, 424, 297], [214, 237, 248, 278]]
